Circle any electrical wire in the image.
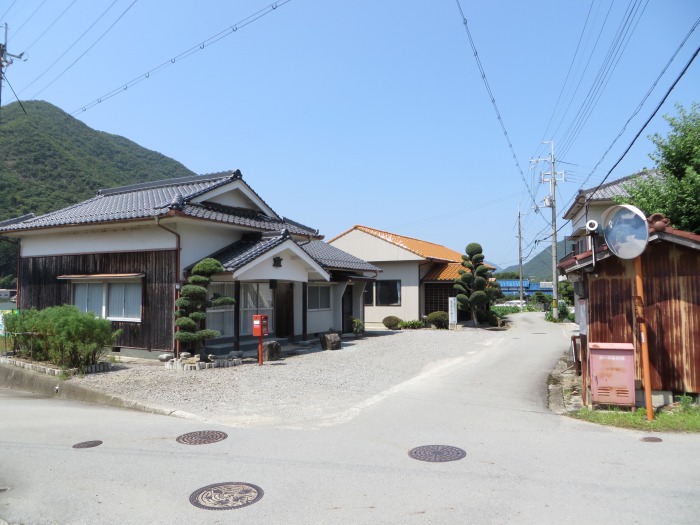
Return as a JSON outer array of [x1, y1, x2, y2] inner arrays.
[[453, 0, 542, 218], [19, 0, 120, 94], [571, 15, 700, 195], [0, 0, 19, 23], [578, 43, 700, 212], [70, 0, 292, 115], [31, 0, 139, 98], [22, 0, 79, 53], [8, 0, 48, 41]]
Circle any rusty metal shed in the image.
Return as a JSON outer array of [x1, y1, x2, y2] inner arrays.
[[559, 219, 700, 398]]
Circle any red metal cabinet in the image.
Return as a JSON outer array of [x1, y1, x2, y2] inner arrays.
[[589, 342, 635, 406], [252, 314, 269, 337]]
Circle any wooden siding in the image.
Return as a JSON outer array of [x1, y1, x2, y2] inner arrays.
[[586, 242, 700, 393], [424, 283, 469, 321], [19, 250, 177, 352]]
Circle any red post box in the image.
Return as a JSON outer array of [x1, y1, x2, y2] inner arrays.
[[252, 314, 269, 337]]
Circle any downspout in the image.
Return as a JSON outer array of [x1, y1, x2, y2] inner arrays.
[[155, 217, 181, 358]]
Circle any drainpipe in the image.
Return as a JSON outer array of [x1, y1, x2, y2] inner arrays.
[[155, 216, 181, 358]]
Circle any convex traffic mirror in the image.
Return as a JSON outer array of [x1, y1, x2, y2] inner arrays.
[[601, 204, 649, 259]]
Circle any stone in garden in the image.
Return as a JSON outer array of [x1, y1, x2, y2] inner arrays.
[[320, 333, 341, 350], [158, 353, 172, 362], [262, 341, 282, 361]]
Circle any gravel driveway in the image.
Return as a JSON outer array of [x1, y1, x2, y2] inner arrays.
[[69, 328, 500, 428]]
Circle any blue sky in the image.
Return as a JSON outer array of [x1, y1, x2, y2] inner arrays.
[[2, 0, 699, 269]]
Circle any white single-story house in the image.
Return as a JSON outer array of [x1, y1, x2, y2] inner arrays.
[[328, 226, 472, 326], [0, 170, 380, 356]]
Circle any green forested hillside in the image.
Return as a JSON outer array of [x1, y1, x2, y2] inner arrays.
[[0, 100, 197, 278], [502, 240, 569, 282]]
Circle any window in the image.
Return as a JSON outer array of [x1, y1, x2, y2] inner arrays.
[[363, 283, 374, 306], [308, 285, 331, 310], [73, 280, 142, 321], [376, 280, 401, 306]]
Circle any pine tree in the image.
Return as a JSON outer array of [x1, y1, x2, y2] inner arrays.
[[174, 258, 235, 359], [453, 242, 495, 326]]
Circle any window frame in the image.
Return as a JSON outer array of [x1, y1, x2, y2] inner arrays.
[[308, 284, 331, 311], [375, 280, 401, 306], [70, 278, 143, 322]]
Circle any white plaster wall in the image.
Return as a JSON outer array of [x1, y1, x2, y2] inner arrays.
[[330, 229, 423, 262], [365, 261, 420, 324], [177, 222, 241, 275], [20, 225, 176, 257], [235, 246, 316, 282]]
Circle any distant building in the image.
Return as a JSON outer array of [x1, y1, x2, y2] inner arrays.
[[496, 279, 553, 298]]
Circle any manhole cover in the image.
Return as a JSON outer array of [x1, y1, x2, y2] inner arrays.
[[189, 482, 264, 510], [176, 430, 228, 445], [408, 445, 466, 462], [72, 440, 103, 449], [0, 487, 8, 493], [640, 436, 663, 443]]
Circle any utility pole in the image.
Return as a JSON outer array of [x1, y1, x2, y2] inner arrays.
[[0, 23, 26, 109], [518, 207, 524, 308], [532, 141, 565, 318]]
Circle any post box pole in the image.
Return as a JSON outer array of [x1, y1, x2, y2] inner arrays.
[[258, 333, 263, 366], [634, 256, 653, 421]]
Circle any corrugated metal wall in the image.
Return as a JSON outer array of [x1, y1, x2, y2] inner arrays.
[[587, 242, 700, 393]]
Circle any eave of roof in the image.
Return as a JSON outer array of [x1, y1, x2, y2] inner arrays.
[[330, 225, 463, 262]]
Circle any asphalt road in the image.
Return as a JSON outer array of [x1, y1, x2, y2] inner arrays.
[[1, 313, 699, 524]]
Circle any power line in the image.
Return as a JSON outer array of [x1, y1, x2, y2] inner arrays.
[[31, 0, 139, 98], [19, 0, 120, 94], [571, 14, 700, 194], [578, 42, 700, 211], [453, 0, 541, 216], [70, 0, 292, 116], [22, 0, 79, 53]]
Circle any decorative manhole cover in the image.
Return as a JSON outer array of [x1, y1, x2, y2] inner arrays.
[[640, 436, 663, 443], [72, 440, 103, 449], [408, 445, 466, 462], [189, 482, 264, 510], [176, 430, 228, 445]]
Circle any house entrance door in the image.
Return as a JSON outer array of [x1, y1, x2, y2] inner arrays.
[[274, 282, 294, 339], [241, 282, 274, 336], [342, 285, 353, 333]]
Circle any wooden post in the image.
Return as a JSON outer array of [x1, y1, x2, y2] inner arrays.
[[634, 256, 654, 421]]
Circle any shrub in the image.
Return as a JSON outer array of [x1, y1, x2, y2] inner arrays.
[[350, 317, 364, 335], [382, 315, 402, 330], [426, 311, 449, 329], [3, 306, 118, 369], [399, 320, 423, 329]]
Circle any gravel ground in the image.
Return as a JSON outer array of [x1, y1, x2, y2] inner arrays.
[[68, 328, 499, 428]]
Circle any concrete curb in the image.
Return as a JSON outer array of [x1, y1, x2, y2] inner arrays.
[[0, 363, 206, 422]]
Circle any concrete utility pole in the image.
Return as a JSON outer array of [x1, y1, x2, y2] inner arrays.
[[518, 208, 524, 308], [0, 23, 25, 109], [532, 142, 565, 319]]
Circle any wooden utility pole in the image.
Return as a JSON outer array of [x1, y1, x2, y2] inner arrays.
[[0, 23, 25, 113]]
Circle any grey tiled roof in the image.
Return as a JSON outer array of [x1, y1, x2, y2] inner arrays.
[[301, 240, 381, 272], [0, 170, 318, 237], [563, 170, 657, 219], [191, 234, 379, 276], [203, 232, 290, 272]]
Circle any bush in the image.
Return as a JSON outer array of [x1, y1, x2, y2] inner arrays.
[[426, 311, 449, 329], [398, 320, 423, 329], [382, 315, 402, 330], [3, 306, 118, 369]]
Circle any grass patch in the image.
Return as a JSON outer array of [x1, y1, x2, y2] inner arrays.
[[571, 397, 700, 432]]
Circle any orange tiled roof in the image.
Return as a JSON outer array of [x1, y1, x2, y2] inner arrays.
[[337, 225, 464, 262], [423, 262, 464, 281]]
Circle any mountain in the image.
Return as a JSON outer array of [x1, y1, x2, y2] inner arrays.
[[0, 100, 197, 277], [0, 100, 196, 222], [501, 240, 570, 282]]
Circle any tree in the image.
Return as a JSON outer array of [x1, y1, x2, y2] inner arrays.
[[453, 242, 496, 326], [618, 103, 700, 234], [174, 258, 235, 359], [493, 271, 520, 279]]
